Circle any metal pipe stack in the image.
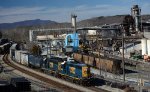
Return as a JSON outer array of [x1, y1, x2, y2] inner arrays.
[[131, 5, 141, 32]]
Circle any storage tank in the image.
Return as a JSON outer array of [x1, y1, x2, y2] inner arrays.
[[147, 39, 150, 56], [141, 39, 147, 55]]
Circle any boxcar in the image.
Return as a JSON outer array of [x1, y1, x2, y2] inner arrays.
[[14, 50, 27, 63]]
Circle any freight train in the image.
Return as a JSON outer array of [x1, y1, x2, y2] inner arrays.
[[10, 49, 92, 86], [73, 53, 122, 74]]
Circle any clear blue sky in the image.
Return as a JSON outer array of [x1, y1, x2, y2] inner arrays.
[[0, 0, 149, 23]]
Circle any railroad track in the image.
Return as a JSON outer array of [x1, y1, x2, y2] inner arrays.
[[3, 54, 109, 92], [2, 54, 81, 92]]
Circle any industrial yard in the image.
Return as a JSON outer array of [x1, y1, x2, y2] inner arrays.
[[0, 0, 150, 92]]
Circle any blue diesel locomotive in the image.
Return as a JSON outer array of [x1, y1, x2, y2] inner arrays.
[[41, 57, 92, 86]]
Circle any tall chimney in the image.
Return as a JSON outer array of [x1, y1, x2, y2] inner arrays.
[[131, 5, 141, 32], [71, 14, 77, 33]]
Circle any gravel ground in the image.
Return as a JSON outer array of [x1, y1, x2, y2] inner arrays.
[[91, 67, 150, 92]]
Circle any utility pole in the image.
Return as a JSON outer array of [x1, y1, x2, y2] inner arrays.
[[121, 24, 125, 82], [46, 30, 48, 58], [96, 31, 101, 76], [122, 36, 125, 82]]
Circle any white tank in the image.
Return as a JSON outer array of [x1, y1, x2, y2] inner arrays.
[[141, 39, 147, 55], [147, 39, 150, 56]]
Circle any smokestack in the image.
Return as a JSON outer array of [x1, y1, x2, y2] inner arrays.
[[131, 5, 141, 32], [29, 30, 33, 42], [71, 14, 77, 33]]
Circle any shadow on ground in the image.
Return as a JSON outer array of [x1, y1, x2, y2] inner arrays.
[[90, 78, 105, 86]]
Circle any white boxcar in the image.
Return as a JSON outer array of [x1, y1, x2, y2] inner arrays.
[[15, 50, 21, 63], [20, 53, 29, 66], [14, 50, 27, 63]]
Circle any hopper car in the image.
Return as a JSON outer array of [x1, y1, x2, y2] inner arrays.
[[73, 53, 122, 74]]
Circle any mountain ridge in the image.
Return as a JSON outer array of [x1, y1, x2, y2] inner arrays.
[[1, 14, 150, 30], [0, 19, 57, 30]]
